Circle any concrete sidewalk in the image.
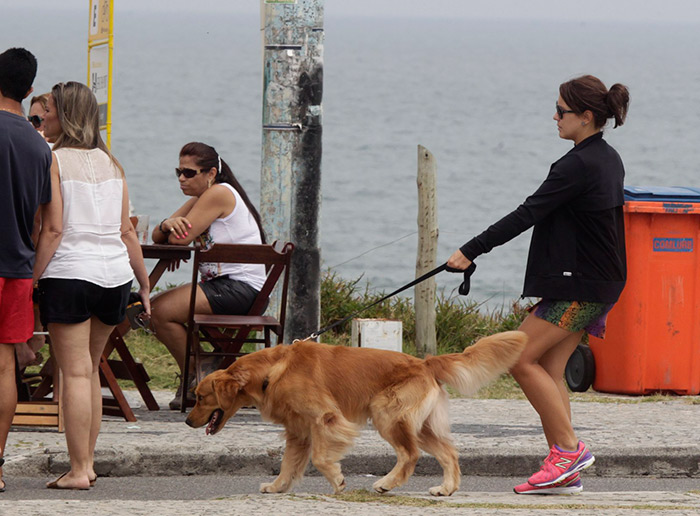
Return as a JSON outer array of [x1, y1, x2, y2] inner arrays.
[[5, 391, 700, 479]]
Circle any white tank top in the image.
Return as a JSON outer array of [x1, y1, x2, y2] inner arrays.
[[197, 183, 266, 291], [41, 148, 133, 287]]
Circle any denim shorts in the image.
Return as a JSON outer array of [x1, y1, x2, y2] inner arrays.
[[530, 299, 614, 339], [39, 278, 132, 326]]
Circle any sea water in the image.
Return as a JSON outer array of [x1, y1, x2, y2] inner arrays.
[[3, 8, 699, 309]]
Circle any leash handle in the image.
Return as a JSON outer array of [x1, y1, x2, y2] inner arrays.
[[306, 263, 449, 340]]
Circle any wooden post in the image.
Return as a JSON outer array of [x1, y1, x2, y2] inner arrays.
[[260, 0, 324, 342], [415, 145, 438, 356]]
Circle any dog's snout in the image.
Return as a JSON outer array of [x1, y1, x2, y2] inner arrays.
[[185, 417, 195, 428]]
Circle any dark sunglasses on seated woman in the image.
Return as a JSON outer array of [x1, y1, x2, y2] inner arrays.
[[27, 115, 43, 128], [555, 104, 576, 118], [175, 167, 208, 178]]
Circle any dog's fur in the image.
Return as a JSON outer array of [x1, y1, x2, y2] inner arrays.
[[186, 331, 527, 496]]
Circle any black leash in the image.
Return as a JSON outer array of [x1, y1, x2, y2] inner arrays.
[[305, 261, 476, 340]]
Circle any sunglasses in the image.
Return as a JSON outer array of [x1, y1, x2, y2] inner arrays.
[[27, 115, 43, 128], [175, 167, 208, 179], [555, 104, 576, 118]]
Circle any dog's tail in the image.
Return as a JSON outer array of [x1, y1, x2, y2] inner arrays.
[[425, 330, 527, 396]]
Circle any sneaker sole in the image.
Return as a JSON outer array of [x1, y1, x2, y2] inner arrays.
[[533, 455, 595, 487], [514, 484, 583, 495]]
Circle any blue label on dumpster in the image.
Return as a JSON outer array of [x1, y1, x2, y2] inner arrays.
[[653, 238, 693, 252]]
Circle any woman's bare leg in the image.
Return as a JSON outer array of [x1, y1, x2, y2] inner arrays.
[[510, 312, 583, 451], [149, 283, 212, 372], [86, 316, 116, 483], [47, 321, 93, 489]]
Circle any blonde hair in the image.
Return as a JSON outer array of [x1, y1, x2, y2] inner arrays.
[[30, 92, 49, 111], [51, 81, 115, 164]]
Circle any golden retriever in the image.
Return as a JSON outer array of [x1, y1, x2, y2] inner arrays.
[[186, 331, 526, 496]]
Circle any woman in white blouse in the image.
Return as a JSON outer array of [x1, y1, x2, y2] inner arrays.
[[35, 82, 149, 490]]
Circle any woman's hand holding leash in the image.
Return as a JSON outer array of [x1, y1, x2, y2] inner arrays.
[[447, 249, 472, 271], [446, 250, 477, 296]]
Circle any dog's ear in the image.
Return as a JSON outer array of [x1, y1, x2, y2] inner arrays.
[[213, 369, 250, 411]]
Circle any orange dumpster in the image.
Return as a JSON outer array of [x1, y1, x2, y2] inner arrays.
[[588, 186, 700, 395]]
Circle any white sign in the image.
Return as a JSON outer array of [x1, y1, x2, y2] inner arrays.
[[89, 45, 109, 127]]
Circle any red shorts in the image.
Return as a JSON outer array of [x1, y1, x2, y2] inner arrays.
[[0, 277, 34, 343]]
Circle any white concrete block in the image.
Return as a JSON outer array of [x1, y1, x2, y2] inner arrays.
[[351, 318, 403, 352]]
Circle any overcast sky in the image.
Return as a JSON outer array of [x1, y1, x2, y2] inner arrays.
[[4, 0, 700, 24]]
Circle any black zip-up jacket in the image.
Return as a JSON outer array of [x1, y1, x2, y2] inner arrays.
[[460, 132, 627, 303]]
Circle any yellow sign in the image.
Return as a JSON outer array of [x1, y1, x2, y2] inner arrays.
[[88, 0, 110, 43], [87, 0, 113, 146]]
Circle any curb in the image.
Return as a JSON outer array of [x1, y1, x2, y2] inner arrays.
[[8, 447, 698, 479]]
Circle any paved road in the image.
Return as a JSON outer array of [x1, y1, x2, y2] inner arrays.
[[2, 476, 700, 515]]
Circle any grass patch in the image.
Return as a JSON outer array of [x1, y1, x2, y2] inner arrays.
[[117, 330, 181, 390], [331, 489, 443, 507], [320, 270, 529, 354]]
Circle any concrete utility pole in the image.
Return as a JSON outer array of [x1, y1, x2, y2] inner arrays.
[[260, 0, 324, 342]]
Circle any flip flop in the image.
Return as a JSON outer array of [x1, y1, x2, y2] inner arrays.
[[46, 472, 89, 490], [0, 479, 5, 493], [89, 475, 97, 487]]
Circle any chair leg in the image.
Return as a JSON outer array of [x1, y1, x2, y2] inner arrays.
[[181, 323, 199, 413], [99, 355, 137, 422]]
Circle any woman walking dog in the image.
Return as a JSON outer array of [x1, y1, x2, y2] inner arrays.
[[448, 74, 630, 494]]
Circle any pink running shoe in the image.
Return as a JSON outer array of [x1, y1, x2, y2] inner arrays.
[[528, 441, 595, 487], [514, 472, 582, 495]]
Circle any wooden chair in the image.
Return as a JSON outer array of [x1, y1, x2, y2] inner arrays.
[[180, 241, 294, 411]]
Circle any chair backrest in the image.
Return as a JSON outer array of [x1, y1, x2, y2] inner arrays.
[[187, 241, 295, 324]]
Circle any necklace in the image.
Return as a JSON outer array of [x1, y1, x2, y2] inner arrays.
[[0, 107, 23, 117]]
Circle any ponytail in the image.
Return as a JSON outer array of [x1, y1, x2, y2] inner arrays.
[[606, 83, 630, 128]]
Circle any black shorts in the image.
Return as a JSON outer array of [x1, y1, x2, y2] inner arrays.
[[39, 278, 132, 326], [199, 276, 260, 315]]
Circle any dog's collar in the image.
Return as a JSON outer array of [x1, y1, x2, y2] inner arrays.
[[262, 377, 269, 393]]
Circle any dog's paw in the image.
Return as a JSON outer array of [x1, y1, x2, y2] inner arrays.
[[429, 485, 455, 497], [260, 482, 285, 494], [333, 476, 346, 494], [372, 479, 391, 494]]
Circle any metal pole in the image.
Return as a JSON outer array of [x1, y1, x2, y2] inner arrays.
[[260, 0, 324, 342]]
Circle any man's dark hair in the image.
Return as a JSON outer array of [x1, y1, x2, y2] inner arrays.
[[0, 48, 38, 102]]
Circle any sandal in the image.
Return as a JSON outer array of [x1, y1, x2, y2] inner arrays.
[[46, 472, 90, 490]]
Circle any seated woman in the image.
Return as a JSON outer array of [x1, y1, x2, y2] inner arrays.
[[150, 142, 266, 410]]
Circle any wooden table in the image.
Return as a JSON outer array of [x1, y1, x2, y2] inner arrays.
[[101, 244, 193, 420]]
